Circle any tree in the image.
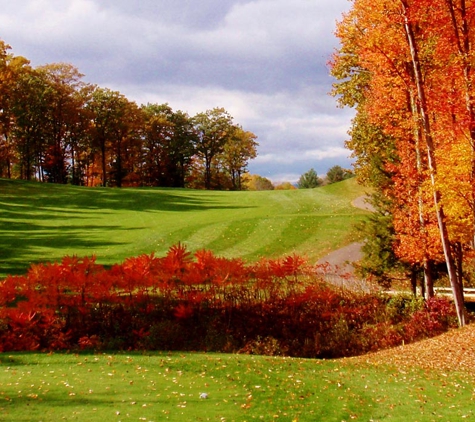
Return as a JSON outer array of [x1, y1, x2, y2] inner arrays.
[[67, 84, 95, 186], [193, 108, 234, 190], [220, 126, 258, 190], [141, 104, 196, 187], [36, 63, 86, 184], [331, 0, 470, 325], [326, 165, 353, 184], [0, 38, 258, 190], [297, 168, 322, 189], [166, 109, 196, 187], [11, 62, 50, 181], [87, 87, 142, 187], [243, 174, 274, 191], [275, 182, 297, 190], [141, 103, 175, 186], [0, 41, 25, 179]]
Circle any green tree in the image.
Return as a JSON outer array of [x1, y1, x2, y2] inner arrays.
[[166, 109, 196, 187], [193, 107, 234, 190], [326, 165, 353, 184], [141, 104, 195, 187], [297, 168, 322, 189]]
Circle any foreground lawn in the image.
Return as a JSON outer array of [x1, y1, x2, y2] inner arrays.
[[0, 352, 473, 422], [0, 178, 368, 278]]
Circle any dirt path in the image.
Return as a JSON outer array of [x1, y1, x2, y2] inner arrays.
[[315, 196, 372, 291], [317, 195, 372, 269], [317, 242, 364, 272]]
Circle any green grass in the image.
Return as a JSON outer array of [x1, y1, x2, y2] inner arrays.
[[0, 178, 369, 278], [0, 352, 473, 422]]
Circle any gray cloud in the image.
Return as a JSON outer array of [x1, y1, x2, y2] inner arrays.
[[0, 0, 353, 183]]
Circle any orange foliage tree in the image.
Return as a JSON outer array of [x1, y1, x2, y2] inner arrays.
[[332, 0, 475, 325]]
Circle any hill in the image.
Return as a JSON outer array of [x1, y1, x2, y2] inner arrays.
[[0, 178, 369, 278]]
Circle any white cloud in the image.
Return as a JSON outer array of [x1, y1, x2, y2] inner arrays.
[[254, 146, 349, 165], [0, 0, 354, 181]]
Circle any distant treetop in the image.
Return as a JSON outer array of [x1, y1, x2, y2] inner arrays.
[[297, 168, 322, 189]]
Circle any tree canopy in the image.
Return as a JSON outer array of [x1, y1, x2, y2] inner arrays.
[[331, 0, 475, 325], [0, 40, 258, 190], [326, 165, 353, 184], [297, 168, 322, 189]]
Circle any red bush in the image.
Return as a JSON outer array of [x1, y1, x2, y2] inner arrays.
[[0, 244, 461, 356]]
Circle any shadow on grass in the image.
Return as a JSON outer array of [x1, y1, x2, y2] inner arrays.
[[0, 355, 27, 366], [0, 221, 130, 276], [0, 179, 252, 213], [0, 179, 255, 277]]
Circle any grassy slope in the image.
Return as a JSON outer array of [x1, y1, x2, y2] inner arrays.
[[0, 178, 369, 278]]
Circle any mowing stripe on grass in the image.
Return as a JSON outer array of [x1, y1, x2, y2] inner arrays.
[[220, 217, 290, 259], [0, 178, 369, 278]]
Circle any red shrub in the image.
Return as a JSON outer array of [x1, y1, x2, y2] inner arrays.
[[0, 244, 460, 356]]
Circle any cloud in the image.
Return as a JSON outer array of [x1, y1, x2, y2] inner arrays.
[[0, 0, 354, 182]]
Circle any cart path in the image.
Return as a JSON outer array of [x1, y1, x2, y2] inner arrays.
[[315, 196, 373, 291]]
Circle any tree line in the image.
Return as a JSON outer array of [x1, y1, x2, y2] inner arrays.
[[331, 0, 475, 325], [0, 40, 257, 190]]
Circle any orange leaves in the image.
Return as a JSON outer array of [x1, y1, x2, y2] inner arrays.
[[334, 0, 475, 292]]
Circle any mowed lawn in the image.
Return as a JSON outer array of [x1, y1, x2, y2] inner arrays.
[[0, 350, 473, 422], [0, 178, 369, 278]]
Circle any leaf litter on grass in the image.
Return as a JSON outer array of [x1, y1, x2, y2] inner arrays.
[[1, 341, 475, 421], [350, 323, 475, 375]]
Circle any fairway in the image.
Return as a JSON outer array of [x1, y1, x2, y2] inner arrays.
[[0, 178, 369, 278]]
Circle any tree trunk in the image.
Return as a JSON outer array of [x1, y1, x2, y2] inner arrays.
[[101, 139, 107, 187], [401, 0, 466, 325], [423, 259, 434, 299], [410, 90, 434, 299]]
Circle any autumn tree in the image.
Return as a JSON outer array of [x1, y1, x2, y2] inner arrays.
[[0, 38, 258, 190], [0, 41, 23, 178], [243, 174, 274, 191], [36, 63, 87, 184], [219, 126, 258, 190], [11, 62, 50, 181], [87, 87, 142, 187], [332, 0, 472, 325], [193, 108, 234, 190], [275, 182, 297, 190], [67, 84, 95, 186]]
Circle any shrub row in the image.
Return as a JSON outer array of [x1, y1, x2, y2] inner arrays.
[[0, 244, 458, 357]]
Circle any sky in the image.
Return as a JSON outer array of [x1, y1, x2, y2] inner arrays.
[[0, 0, 354, 183]]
